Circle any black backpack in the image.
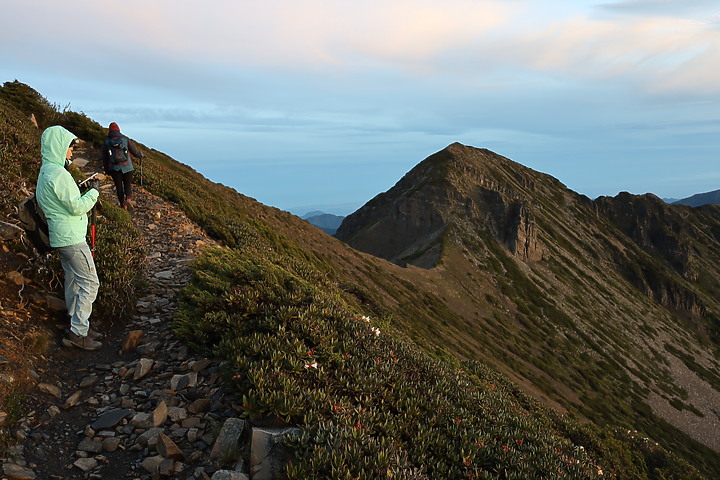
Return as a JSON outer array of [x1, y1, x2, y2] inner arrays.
[[106, 136, 129, 166], [18, 194, 52, 253]]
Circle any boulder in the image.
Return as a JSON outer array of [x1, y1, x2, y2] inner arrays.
[[249, 427, 301, 480]]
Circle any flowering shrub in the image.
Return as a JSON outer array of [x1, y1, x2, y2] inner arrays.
[[175, 246, 701, 479]]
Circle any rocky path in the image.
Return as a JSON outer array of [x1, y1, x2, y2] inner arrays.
[[2, 179, 254, 480]]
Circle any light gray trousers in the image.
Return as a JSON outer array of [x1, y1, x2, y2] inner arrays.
[[57, 242, 99, 336]]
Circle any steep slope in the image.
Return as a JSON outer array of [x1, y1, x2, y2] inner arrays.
[[336, 143, 720, 472]]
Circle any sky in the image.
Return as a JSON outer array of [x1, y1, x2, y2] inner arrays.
[[1, 0, 718, 215]]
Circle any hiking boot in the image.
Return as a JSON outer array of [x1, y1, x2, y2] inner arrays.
[[62, 331, 102, 351], [87, 329, 103, 340]]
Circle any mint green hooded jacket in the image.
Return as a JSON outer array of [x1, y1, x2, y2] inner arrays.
[[36, 126, 99, 248]]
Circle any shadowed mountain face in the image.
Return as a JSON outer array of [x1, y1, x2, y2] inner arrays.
[[335, 143, 552, 267], [336, 143, 720, 460]]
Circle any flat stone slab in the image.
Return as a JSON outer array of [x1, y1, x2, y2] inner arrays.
[[91, 408, 133, 430]]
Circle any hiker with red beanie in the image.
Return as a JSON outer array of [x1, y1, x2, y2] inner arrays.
[[102, 122, 143, 210]]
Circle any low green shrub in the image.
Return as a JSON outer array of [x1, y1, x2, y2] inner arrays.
[[175, 245, 698, 479]]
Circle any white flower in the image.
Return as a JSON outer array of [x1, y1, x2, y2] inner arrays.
[[371, 327, 381, 337], [361, 315, 371, 323], [304, 362, 318, 369]]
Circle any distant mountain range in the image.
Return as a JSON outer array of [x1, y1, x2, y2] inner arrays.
[[302, 211, 345, 235], [672, 189, 720, 207]]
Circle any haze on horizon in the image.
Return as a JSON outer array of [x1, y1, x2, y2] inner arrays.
[[1, 0, 718, 215]]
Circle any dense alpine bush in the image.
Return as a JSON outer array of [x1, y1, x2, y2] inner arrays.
[[175, 246, 701, 479]]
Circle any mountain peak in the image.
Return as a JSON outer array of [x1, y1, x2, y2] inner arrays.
[[335, 143, 562, 267]]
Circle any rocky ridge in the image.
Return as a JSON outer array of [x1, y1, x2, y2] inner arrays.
[[1, 158, 297, 479]]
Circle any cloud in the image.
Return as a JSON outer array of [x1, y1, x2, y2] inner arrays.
[[597, 0, 718, 18], [503, 13, 720, 95]]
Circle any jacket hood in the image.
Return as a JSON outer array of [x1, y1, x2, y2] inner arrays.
[[41, 126, 77, 167]]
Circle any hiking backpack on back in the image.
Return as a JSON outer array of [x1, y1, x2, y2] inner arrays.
[[106, 136, 129, 166], [18, 194, 52, 254]]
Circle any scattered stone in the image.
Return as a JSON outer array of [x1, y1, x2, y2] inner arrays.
[[122, 330, 143, 351], [37, 383, 61, 398], [45, 296, 66, 311], [250, 427, 301, 480], [91, 408, 133, 430], [78, 437, 102, 453], [159, 458, 177, 476], [137, 427, 163, 448], [171, 374, 190, 391], [73, 457, 98, 473], [188, 398, 211, 414], [5, 271, 24, 286], [62, 391, 83, 409], [133, 358, 154, 380], [157, 432, 185, 461], [2, 462, 36, 479], [131, 412, 151, 428], [79, 375, 98, 388], [155, 270, 174, 279], [210, 418, 245, 459], [191, 358, 213, 372], [102, 437, 122, 452], [212, 471, 249, 480], [151, 400, 169, 427], [168, 406, 188, 423], [141, 455, 164, 475], [0, 221, 24, 241]]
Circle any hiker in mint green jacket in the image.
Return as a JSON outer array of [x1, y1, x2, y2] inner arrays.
[[36, 126, 103, 351]]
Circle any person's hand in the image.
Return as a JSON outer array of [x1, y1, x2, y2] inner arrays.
[[89, 179, 101, 191]]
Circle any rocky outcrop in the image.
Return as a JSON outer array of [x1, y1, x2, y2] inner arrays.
[[596, 192, 718, 317], [335, 143, 545, 267]]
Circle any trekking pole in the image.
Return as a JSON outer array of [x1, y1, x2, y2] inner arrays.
[[78, 172, 99, 188], [90, 205, 97, 257]]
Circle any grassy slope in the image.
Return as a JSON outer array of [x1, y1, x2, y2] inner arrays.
[[0, 81, 711, 478]]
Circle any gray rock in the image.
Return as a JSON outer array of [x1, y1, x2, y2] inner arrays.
[[91, 408, 133, 430], [102, 437, 122, 452], [150, 400, 168, 427], [2, 462, 36, 479], [78, 437, 102, 453], [167, 406, 188, 423], [36, 383, 61, 398], [141, 455, 164, 474], [210, 418, 245, 459], [133, 358, 154, 380], [211, 471, 249, 480], [0, 221, 23, 241], [131, 412, 151, 428], [45, 296, 66, 311], [73, 457, 98, 473], [6, 271, 24, 286], [62, 390, 83, 409], [137, 427, 164, 447], [250, 427, 301, 480], [188, 398, 211, 414], [157, 432, 185, 461]]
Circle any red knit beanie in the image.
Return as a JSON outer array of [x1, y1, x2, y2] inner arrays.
[[109, 122, 120, 132]]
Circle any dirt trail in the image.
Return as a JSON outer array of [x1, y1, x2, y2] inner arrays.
[[2, 149, 244, 480]]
